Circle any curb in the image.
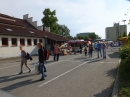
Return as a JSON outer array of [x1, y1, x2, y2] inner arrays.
[[111, 60, 120, 97]]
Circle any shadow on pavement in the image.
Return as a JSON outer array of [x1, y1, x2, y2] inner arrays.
[[108, 52, 119, 58], [1, 79, 39, 91], [0, 73, 36, 83], [93, 67, 117, 97], [93, 85, 113, 97], [87, 58, 103, 63], [106, 68, 117, 78]]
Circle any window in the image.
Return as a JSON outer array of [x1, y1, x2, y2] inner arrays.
[[27, 39, 32, 46], [2, 38, 8, 46], [20, 38, 25, 46], [39, 39, 42, 43], [34, 39, 37, 45], [47, 39, 50, 44], [12, 38, 17, 46]]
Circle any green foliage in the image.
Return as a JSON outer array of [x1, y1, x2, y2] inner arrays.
[[123, 32, 127, 37], [73, 37, 77, 40], [118, 82, 130, 97], [119, 45, 130, 59], [57, 24, 70, 37], [89, 33, 97, 40], [41, 8, 59, 34], [76, 36, 89, 40], [96, 35, 101, 39], [41, 8, 71, 37], [118, 45, 130, 97], [66, 36, 73, 39], [119, 58, 130, 80], [84, 36, 89, 40]]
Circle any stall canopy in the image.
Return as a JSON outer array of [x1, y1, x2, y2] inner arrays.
[[67, 40, 89, 44]]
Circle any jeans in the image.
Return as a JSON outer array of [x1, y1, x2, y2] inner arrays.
[[39, 62, 47, 72], [38, 62, 47, 79], [54, 54, 59, 61], [85, 52, 87, 56], [89, 50, 93, 57], [39, 64, 46, 80], [97, 49, 102, 58], [102, 49, 106, 59]]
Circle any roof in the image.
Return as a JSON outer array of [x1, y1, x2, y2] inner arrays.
[[0, 13, 68, 42]]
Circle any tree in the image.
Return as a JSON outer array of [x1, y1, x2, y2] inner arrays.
[[89, 33, 97, 40], [41, 8, 60, 34], [73, 37, 77, 40], [84, 36, 89, 40], [96, 35, 101, 39], [66, 36, 73, 39], [57, 24, 70, 37], [123, 32, 127, 37]]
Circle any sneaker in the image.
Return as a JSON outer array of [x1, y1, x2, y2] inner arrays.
[[18, 72, 23, 74], [39, 79, 45, 81], [29, 70, 32, 73]]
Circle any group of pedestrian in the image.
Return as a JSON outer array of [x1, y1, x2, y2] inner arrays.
[[83, 43, 94, 58], [19, 43, 61, 81], [83, 41, 107, 59], [96, 41, 107, 59]]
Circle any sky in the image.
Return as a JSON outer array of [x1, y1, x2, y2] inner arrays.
[[1, 0, 130, 39]]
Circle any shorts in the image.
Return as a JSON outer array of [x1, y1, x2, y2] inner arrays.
[[21, 59, 27, 65]]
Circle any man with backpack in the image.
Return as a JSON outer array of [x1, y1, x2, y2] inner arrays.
[[19, 46, 31, 74]]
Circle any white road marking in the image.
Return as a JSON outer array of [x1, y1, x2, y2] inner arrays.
[[38, 56, 97, 87], [0, 54, 82, 70], [91, 62, 119, 64], [0, 55, 83, 81]]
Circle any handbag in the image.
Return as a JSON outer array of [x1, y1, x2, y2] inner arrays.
[[34, 63, 39, 74]]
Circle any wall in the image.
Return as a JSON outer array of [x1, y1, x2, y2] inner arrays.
[[119, 25, 127, 36], [0, 35, 45, 59], [106, 27, 117, 41]]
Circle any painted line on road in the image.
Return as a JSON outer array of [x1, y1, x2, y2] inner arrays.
[[91, 62, 119, 64], [38, 56, 97, 87], [0, 54, 83, 70], [0, 55, 83, 81]]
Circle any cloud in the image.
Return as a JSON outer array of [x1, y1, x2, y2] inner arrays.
[[0, 0, 130, 38]]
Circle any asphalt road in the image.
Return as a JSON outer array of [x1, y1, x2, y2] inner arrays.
[[0, 51, 119, 97]]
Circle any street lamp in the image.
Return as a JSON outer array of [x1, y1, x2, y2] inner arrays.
[[122, 20, 126, 25]]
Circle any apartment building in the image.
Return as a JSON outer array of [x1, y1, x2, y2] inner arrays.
[[105, 23, 127, 41]]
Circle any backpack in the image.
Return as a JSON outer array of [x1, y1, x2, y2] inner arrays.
[[44, 50, 50, 60], [84, 47, 87, 51], [25, 52, 33, 61]]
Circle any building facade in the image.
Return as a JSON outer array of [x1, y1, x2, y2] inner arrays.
[[77, 32, 90, 37], [105, 23, 127, 41], [0, 13, 68, 58]]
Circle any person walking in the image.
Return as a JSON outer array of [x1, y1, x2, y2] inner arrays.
[[79, 44, 82, 54], [19, 46, 31, 74], [84, 46, 88, 57], [37, 43, 47, 81], [54, 44, 60, 61], [102, 43, 106, 59], [97, 41, 102, 58], [88, 44, 93, 57]]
